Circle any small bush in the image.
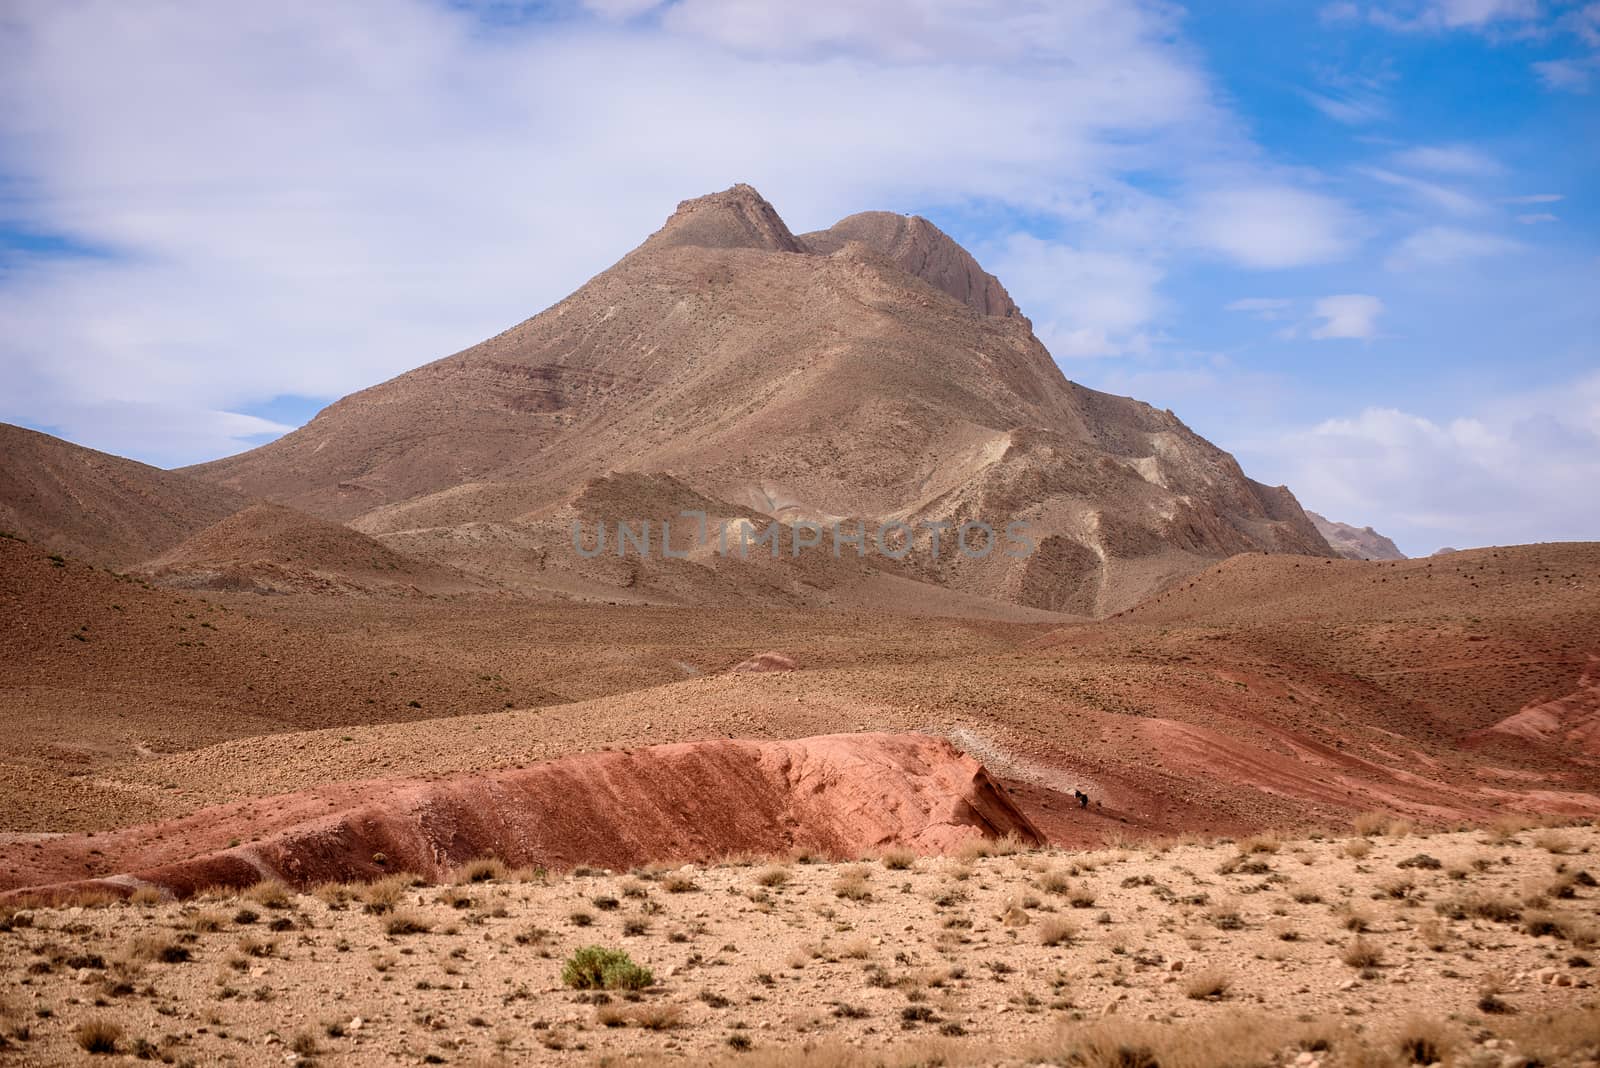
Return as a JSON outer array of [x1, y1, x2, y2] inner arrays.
[[834, 869, 871, 902], [662, 872, 698, 894], [561, 946, 654, 991], [1533, 829, 1576, 855], [1342, 936, 1384, 968], [1352, 811, 1391, 836], [127, 934, 190, 964], [881, 848, 916, 871], [1039, 917, 1077, 947], [76, 1018, 122, 1054], [361, 874, 411, 915], [384, 910, 431, 936], [755, 866, 790, 887], [1393, 1015, 1455, 1064], [247, 881, 291, 909], [1183, 969, 1231, 1000], [455, 857, 507, 883]]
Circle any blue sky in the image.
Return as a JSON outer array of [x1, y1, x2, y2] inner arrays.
[[1, 0, 1596, 555]]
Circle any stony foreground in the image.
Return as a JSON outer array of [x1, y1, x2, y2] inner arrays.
[[1, 822, 1597, 1067]]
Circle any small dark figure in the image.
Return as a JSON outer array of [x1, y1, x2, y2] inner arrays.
[[1074, 789, 1089, 809]]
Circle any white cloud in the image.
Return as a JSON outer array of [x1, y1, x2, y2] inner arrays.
[[1243, 370, 1600, 554], [988, 236, 1163, 358], [1365, 0, 1540, 31], [1426, 0, 1539, 27], [0, 0, 1269, 461], [1304, 89, 1389, 124], [1503, 193, 1564, 204], [1188, 186, 1360, 269], [581, 0, 663, 18], [1516, 212, 1559, 224], [1309, 294, 1385, 339], [1535, 55, 1600, 90], [1391, 144, 1502, 175], [1225, 297, 1295, 320], [1358, 166, 1484, 214], [1385, 226, 1523, 269]]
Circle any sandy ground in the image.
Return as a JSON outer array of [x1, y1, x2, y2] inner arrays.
[[1, 823, 1596, 1066]]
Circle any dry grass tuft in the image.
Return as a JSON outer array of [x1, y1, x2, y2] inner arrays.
[[1341, 935, 1384, 968], [360, 873, 413, 915], [755, 865, 791, 888], [1182, 968, 1231, 1000], [75, 1018, 122, 1054], [455, 857, 507, 883], [1532, 829, 1576, 855], [833, 868, 872, 902], [1391, 1014, 1457, 1065], [246, 880, 291, 909], [383, 909, 432, 936], [880, 848, 916, 871], [1038, 917, 1078, 947]]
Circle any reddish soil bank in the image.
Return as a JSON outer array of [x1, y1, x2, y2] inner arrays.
[[0, 733, 1041, 903]]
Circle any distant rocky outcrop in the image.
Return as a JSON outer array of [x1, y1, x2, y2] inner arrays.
[[1308, 511, 1406, 561], [800, 211, 1020, 318]]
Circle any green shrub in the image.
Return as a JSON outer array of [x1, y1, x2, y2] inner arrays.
[[561, 946, 654, 991]]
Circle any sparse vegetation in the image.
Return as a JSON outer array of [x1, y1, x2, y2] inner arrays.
[[75, 1019, 122, 1054], [1182, 968, 1231, 1000], [4, 817, 1596, 1063], [561, 946, 654, 991], [1342, 935, 1384, 968]]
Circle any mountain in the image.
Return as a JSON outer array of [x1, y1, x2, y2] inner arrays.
[[136, 502, 486, 594], [184, 184, 1333, 615], [0, 422, 246, 567], [1307, 511, 1406, 561]]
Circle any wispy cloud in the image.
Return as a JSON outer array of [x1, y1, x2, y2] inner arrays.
[[1363, 0, 1541, 32], [1391, 144, 1502, 175], [1304, 89, 1389, 124], [1188, 186, 1361, 269], [1534, 55, 1600, 90], [1385, 225, 1523, 269], [1309, 294, 1385, 339], [1358, 166, 1484, 214], [988, 236, 1163, 358], [1224, 297, 1295, 320]]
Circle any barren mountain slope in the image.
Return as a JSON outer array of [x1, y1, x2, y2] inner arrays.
[[137, 502, 486, 595], [799, 209, 1021, 317], [1308, 510, 1406, 561], [185, 185, 1331, 614], [0, 535, 567, 830], [74, 544, 1600, 844], [0, 532, 1051, 831], [0, 423, 245, 566]]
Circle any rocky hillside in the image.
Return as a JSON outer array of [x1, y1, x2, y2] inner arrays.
[[184, 184, 1334, 614]]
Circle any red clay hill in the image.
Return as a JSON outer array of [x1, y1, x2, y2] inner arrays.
[[0, 733, 1041, 902]]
